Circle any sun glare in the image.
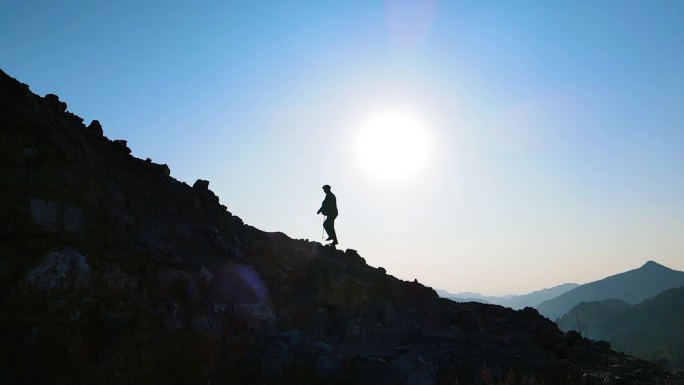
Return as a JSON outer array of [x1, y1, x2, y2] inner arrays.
[[356, 111, 430, 181]]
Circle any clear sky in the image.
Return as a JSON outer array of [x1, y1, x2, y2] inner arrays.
[[2, 1, 683, 296]]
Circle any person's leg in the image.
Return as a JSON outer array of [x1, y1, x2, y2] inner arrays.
[[323, 217, 334, 240], [323, 217, 338, 243], [329, 217, 338, 243]]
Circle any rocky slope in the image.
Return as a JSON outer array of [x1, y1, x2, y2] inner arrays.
[[1, 69, 683, 385]]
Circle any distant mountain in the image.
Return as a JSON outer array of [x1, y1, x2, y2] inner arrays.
[[498, 283, 580, 309], [557, 299, 631, 336], [436, 290, 501, 304], [558, 287, 684, 370], [537, 261, 684, 319], [438, 283, 579, 309]]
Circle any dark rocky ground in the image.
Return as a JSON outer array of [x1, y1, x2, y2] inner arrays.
[[1, 69, 683, 385]]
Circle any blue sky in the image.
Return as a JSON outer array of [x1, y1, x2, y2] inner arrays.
[[2, 1, 683, 295]]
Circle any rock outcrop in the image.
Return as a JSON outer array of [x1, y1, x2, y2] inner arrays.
[[1, 69, 682, 385]]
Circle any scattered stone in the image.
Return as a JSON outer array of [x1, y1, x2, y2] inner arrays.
[[112, 139, 131, 154], [44, 93, 67, 112], [25, 249, 91, 294], [158, 163, 170, 177], [193, 179, 210, 190], [30, 198, 84, 236], [87, 119, 103, 136]]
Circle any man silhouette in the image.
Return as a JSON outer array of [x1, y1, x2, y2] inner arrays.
[[317, 184, 338, 245]]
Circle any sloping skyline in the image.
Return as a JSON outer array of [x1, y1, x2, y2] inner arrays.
[[2, 1, 683, 295]]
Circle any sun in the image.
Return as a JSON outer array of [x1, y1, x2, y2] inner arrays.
[[356, 110, 430, 181]]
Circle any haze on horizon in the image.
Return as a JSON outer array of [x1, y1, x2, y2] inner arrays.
[[2, 1, 683, 296]]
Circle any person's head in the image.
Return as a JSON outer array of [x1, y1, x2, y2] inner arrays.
[[322, 184, 331, 193]]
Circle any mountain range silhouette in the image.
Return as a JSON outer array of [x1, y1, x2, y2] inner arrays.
[[536, 261, 684, 319], [558, 286, 684, 370], [439, 283, 580, 310]]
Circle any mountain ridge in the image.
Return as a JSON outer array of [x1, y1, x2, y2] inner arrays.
[[558, 287, 684, 370], [536, 261, 684, 319], [439, 283, 580, 310]]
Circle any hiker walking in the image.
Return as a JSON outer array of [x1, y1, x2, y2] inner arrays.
[[317, 184, 338, 245]]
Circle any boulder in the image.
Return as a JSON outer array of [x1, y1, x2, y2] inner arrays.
[[112, 139, 131, 154], [44, 93, 67, 112], [193, 179, 210, 190], [87, 119, 103, 136]]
